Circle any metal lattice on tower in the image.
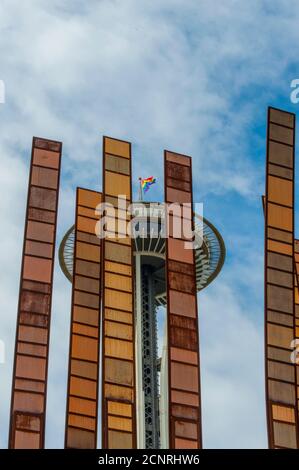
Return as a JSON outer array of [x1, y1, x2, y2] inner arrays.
[[141, 266, 160, 449]]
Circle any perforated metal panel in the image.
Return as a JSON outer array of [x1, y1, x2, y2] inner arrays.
[[264, 107, 299, 449], [294, 240, 299, 441], [102, 137, 136, 449], [164, 151, 202, 449], [64, 188, 102, 448], [9, 137, 62, 448]]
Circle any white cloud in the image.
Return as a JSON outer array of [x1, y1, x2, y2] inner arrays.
[[200, 279, 266, 448]]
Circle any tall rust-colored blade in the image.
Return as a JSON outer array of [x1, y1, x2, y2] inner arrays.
[[101, 136, 136, 449], [9, 137, 62, 448], [64, 188, 102, 448], [164, 150, 202, 449], [293, 241, 299, 442], [264, 107, 299, 448]]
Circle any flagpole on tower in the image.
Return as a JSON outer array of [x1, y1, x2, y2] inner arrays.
[[138, 177, 143, 202]]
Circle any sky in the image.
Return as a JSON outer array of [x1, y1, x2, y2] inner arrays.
[[0, 0, 299, 449]]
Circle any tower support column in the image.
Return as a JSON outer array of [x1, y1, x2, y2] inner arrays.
[[141, 265, 160, 449]]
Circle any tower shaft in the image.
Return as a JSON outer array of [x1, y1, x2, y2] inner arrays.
[[141, 265, 160, 449]]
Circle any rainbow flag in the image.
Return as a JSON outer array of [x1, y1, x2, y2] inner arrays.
[[141, 176, 156, 193]]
